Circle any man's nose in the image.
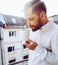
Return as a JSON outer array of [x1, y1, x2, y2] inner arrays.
[[27, 21, 31, 27]]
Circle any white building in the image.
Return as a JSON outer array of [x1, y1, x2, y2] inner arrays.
[[49, 15, 58, 24], [0, 13, 30, 65]]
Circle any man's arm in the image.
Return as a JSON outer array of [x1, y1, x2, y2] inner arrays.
[[34, 33, 58, 65], [44, 33, 58, 65], [25, 33, 58, 65]]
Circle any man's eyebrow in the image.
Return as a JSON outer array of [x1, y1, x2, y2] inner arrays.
[[28, 17, 34, 20], [27, 17, 34, 19]]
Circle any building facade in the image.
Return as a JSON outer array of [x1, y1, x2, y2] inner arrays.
[[0, 13, 30, 65]]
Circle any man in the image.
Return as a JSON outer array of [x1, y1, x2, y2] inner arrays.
[[24, 0, 58, 65]]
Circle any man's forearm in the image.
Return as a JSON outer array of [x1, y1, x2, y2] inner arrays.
[[34, 46, 58, 65]]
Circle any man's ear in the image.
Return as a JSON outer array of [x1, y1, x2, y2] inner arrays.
[[40, 11, 46, 20]]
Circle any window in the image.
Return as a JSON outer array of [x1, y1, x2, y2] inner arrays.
[[9, 31, 16, 37], [9, 31, 11, 36], [8, 46, 14, 52], [11, 17, 16, 24]]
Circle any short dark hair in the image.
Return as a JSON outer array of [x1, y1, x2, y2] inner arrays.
[[24, 0, 47, 14]]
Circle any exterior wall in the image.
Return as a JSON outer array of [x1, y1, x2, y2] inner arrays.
[[2, 41, 23, 65], [0, 28, 3, 65], [2, 28, 30, 43], [0, 27, 30, 65], [2, 28, 22, 43], [0, 13, 30, 65]]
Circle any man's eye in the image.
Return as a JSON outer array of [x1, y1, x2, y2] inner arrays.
[[28, 18, 33, 21]]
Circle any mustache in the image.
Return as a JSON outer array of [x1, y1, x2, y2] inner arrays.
[[30, 25, 35, 27]]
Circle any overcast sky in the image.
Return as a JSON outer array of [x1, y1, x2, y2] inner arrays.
[[0, 0, 58, 17]]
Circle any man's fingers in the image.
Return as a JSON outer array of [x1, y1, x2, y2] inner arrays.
[[26, 39, 32, 43], [24, 42, 29, 47], [26, 41, 30, 44]]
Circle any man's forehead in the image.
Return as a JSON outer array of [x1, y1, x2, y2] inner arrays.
[[25, 7, 34, 18], [25, 7, 33, 14]]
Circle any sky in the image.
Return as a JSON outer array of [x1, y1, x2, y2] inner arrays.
[[0, 0, 58, 17]]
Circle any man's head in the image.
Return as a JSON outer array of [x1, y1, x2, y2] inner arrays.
[[24, 0, 48, 31]]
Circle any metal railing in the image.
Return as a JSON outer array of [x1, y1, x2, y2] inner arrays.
[[8, 59, 28, 65]]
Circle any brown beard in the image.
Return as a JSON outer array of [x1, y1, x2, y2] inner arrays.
[[32, 18, 43, 31]]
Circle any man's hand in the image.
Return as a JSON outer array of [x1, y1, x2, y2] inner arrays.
[[24, 39, 38, 50]]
